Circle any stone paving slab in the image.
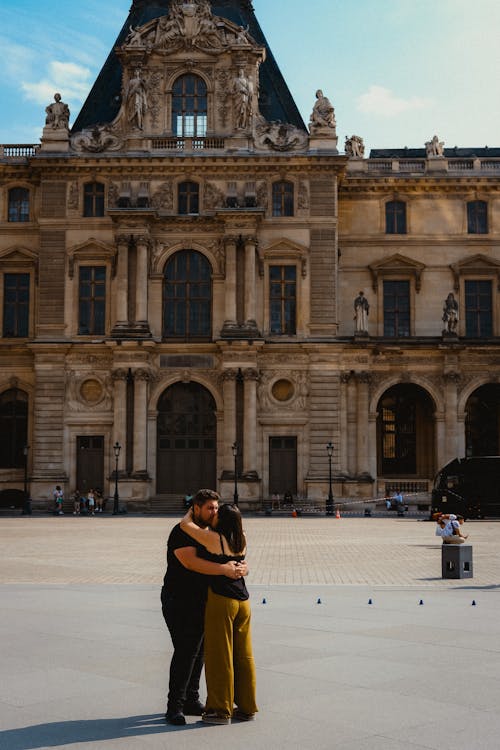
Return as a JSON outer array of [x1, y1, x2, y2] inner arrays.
[[1, 516, 499, 586], [1, 585, 500, 750]]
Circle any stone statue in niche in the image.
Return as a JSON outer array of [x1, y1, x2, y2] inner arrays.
[[309, 89, 336, 133], [354, 291, 370, 334], [125, 69, 148, 130], [425, 135, 445, 158], [233, 68, 253, 130], [45, 93, 70, 130], [345, 134, 365, 158], [442, 292, 459, 335]]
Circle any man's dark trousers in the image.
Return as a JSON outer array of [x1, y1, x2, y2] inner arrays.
[[162, 597, 205, 713]]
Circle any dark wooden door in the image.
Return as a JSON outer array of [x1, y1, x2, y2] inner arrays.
[[269, 436, 297, 496], [76, 436, 104, 494]]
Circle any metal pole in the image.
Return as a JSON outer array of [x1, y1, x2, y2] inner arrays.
[[233, 442, 239, 506], [113, 442, 121, 515], [326, 442, 334, 515], [23, 445, 31, 515]]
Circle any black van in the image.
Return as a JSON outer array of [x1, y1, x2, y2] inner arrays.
[[431, 456, 500, 519]]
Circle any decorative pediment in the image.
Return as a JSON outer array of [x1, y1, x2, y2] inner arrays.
[[67, 239, 117, 278], [261, 239, 309, 278], [0, 246, 39, 279], [369, 253, 426, 292], [451, 254, 500, 291]]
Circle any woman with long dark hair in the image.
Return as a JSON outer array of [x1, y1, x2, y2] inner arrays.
[[180, 501, 258, 724]]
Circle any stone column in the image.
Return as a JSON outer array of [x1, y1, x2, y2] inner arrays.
[[444, 372, 460, 465], [244, 235, 259, 335], [134, 235, 150, 334], [356, 372, 371, 477], [114, 235, 129, 330], [346, 374, 357, 476], [339, 372, 350, 476], [222, 236, 238, 334], [133, 369, 150, 477], [221, 369, 237, 471], [111, 369, 128, 454], [243, 368, 260, 477]]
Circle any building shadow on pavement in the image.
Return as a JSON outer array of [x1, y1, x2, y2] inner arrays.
[[0, 713, 200, 749]]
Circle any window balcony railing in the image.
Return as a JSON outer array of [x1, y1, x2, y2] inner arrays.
[[151, 137, 225, 152]]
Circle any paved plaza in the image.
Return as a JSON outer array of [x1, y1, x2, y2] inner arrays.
[[1, 516, 500, 749]]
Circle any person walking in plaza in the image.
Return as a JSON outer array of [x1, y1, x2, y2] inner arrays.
[[161, 489, 247, 726], [180, 502, 258, 725], [87, 488, 95, 516]]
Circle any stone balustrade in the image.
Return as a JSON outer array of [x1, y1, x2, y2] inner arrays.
[[349, 156, 500, 174]]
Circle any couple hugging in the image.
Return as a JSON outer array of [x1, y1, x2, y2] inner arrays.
[[161, 489, 258, 726]]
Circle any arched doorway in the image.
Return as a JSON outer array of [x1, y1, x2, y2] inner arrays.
[[465, 384, 500, 456], [157, 382, 216, 494], [377, 384, 435, 478]]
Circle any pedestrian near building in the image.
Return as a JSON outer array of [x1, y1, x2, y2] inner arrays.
[[53, 485, 64, 515]]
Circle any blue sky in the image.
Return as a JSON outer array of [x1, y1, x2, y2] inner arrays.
[[1, 0, 499, 151]]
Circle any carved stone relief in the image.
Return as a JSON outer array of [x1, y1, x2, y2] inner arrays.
[[254, 116, 308, 152], [66, 371, 113, 412], [258, 371, 309, 412], [67, 182, 79, 210], [204, 182, 225, 210], [151, 182, 174, 210]]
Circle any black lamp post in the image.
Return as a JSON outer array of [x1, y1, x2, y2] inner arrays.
[[22, 444, 31, 515], [232, 442, 239, 506], [112, 441, 121, 515], [326, 441, 334, 515]]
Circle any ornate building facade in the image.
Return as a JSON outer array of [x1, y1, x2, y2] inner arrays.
[[0, 0, 499, 509]]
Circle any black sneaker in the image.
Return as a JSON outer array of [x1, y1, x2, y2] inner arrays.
[[183, 700, 205, 716], [165, 711, 186, 726]]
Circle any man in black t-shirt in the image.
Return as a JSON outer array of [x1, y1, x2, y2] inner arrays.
[[161, 488, 247, 726]]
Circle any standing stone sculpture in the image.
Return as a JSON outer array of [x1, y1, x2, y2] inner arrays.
[[442, 292, 459, 335], [233, 68, 253, 130], [45, 93, 70, 130], [126, 69, 148, 130], [354, 291, 370, 334]]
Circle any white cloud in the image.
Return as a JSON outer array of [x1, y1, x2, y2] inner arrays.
[[356, 85, 432, 118], [21, 61, 92, 107]]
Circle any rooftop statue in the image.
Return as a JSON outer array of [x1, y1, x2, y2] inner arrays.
[[426, 134, 445, 158], [345, 134, 365, 158], [309, 89, 336, 134], [45, 93, 70, 130]]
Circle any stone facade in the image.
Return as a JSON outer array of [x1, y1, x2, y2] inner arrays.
[[0, 0, 499, 510]]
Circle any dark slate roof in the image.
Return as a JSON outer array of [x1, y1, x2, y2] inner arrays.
[[72, 0, 305, 133], [369, 147, 500, 159]]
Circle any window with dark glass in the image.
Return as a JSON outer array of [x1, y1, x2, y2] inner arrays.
[[83, 182, 105, 217], [163, 251, 211, 339], [78, 266, 106, 335], [8, 188, 30, 222], [172, 74, 207, 137], [3, 273, 29, 337], [272, 181, 294, 217], [465, 280, 492, 337], [385, 200, 407, 234], [178, 181, 199, 215], [383, 280, 410, 337], [270, 265, 296, 335], [467, 200, 488, 234], [0, 389, 28, 468], [380, 390, 416, 474]]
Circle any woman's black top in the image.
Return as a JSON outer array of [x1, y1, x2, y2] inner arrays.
[[198, 534, 249, 601]]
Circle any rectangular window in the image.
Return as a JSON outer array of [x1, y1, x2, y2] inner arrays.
[[467, 201, 488, 234], [385, 201, 407, 234], [270, 265, 296, 335], [465, 280, 492, 337], [3, 273, 30, 337], [383, 280, 410, 337], [78, 266, 106, 335]]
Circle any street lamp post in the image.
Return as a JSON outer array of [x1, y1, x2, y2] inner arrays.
[[232, 442, 239, 506], [112, 442, 121, 515], [22, 444, 31, 515], [326, 441, 334, 515]]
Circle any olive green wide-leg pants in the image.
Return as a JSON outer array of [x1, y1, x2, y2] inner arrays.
[[204, 589, 258, 718]]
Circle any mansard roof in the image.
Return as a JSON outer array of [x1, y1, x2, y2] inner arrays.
[[72, 0, 305, 133], [370, 147, 500, 159]]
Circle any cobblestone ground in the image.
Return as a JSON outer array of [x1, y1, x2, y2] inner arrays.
[[1, 515, 498, 586]]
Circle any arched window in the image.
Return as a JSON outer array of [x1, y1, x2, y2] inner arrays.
[[8, 188, 30, 222], [272, 181, 294, 217], [0, 389, 28, 468], [467, 200, 488, 234], [83, 182, 105, 217], [178, 181, 199, 215], [172, 74, 207, 137], [163, 250, 211, 340], [385, 200, 407, 234]]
